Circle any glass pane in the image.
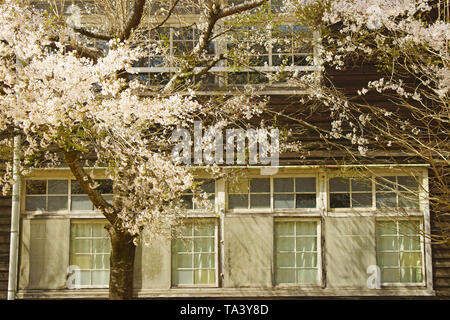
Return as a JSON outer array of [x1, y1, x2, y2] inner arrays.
[[92, 238, 110, 253], [228, 194, 248, 209], [275, 222, 294, 236], [93, 254, 110, 269], [71, 180, 86, 194], [296, 222, 317, 235], [377, 236, 399, 250], [71, 196, 93, 211], [194, 238, 214, 252], [79, 270, 91, 286], [48, 180, 68, 194], [276, 237, 295, 251], [228, 178, 248, 194], [400, 252, 422, 267], [295, 178, 316, 192], [197, 179, 215, 194], [194, 223, 215, 236], [352, 193, 372, 208], [47, 196, 68, 211], [72, 223, 91, 237], [96, 180, 113, 194], [330, 193, 350, 208], [71, 254, 91, 269], [175, 254, 193, 268], [398, 176, 418, 192], [296, 253, 317, 268], [92, 224, 108, 237], [25, 196, 46, 211], [295, 194, 316, 208], [275, 268, 295, 284], [297, 269, 318, 284], [175, 270, 193, 285], [181, 224, 193, 236], [274, 178, 294, 193], [351, 178, 371, 191], [72, 239, 91, 253], [276, 253, 295, 267], [92, 270, 109, 286], [401, 268, 422, 283], [181, 195, 193, 209], [399, 221, 420, 235], [329, 178, 349, 192], [194, 253, 215, 268], [194, 269, 215, 285], [400, 236, 421, 250], [173, 239, 192, 253], [250, 194, 270, 208], [377, 252, 399, 267], [376, 193, 396, 208], [381, 268, 400, 283], [376, 222, 397, 235], [398, 192, 419, 208], [376, 176, 396, 191], [250, 178, 270, 193], [274, 194, 294, 209], [296, 237, 317, 252], [26, 180, 46, 195]]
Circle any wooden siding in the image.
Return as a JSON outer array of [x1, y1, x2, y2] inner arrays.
[[0, 197, 10, 300]]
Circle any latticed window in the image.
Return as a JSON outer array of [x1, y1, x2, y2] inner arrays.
[[171, 220, 217, 286], [70, 222, 111, 287], [376, 220, 423, 284], [274, 220, 320, 285]]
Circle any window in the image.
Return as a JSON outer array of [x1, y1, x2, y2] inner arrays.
[[181, 179, 215, 210], [70, 222, 111, 287], [25, 180, 68, 212], [228, 176, 317, 210], [171, 220, 217, 286], [25, 178, 113, 213], [376, 220, 423, 284], [71, 179, 113, 211], [376, 176, 420, 209], [329, 177, 372, 208], [274, 220, 320, 285]]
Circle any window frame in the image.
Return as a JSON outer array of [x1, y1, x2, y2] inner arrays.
[[23, 177, 113, 216], [327, 173, 423, 214], [68, 219, 111, 289], [272, 217, 322, 288], [226, 173, 320, 214], [170, 218, 220, 288], [375, 218, 426, 287], [181, 178, 218, 213]]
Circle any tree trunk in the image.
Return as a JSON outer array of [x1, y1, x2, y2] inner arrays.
[[108, 227, 136, 300]]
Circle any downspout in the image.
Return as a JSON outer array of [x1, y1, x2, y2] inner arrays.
[[7, 135, 21, 300]]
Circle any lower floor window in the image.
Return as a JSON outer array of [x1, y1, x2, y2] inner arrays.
[[376, 220, 423, 284], [274, 220, 320, 285], [70, 222, 111, 287], [171, 220, 217, 286]]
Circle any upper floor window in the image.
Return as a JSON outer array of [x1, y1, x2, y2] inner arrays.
[[328, 175, 420, 210], [227, 176, 317, 210], [181, 179, 216, 210], [25, 179, 113, 213]]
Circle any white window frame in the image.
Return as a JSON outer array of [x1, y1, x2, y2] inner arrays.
[[226, 173, 320, 214], [272, 217, 323, 287], [69, 219, 111, 289], [170, 218, 220, 288], [375, 218, 427, 287], [327, 172, 424, 215]]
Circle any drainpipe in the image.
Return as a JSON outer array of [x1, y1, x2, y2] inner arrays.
[[7, 135, 21, 300]]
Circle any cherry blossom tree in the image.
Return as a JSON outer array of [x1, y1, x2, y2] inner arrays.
[[280, 0, 449, 243], [0, 0, 269, 299]]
